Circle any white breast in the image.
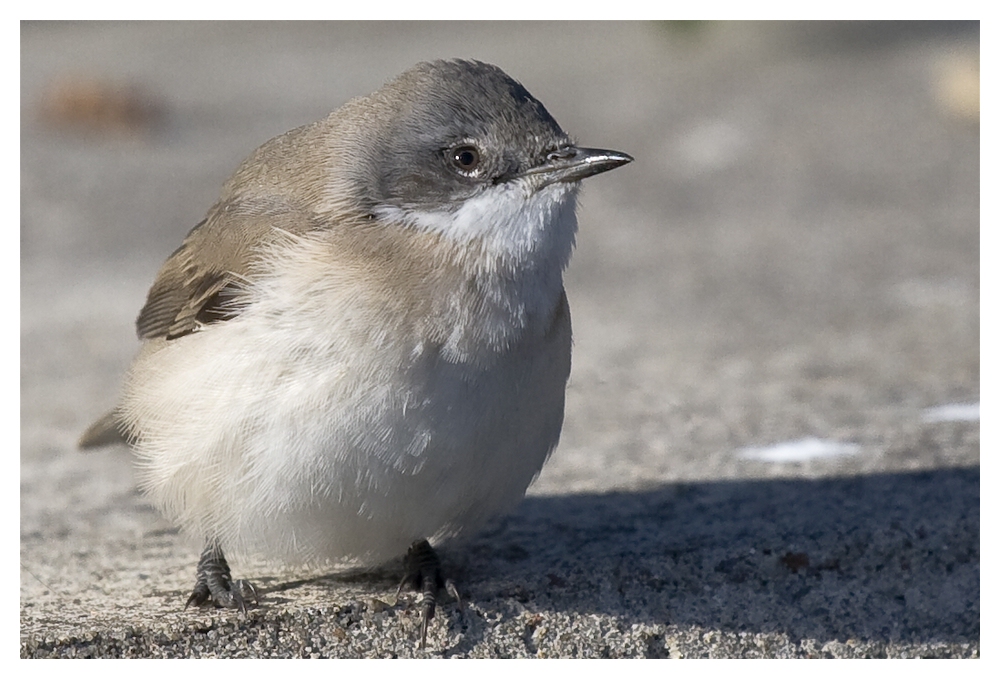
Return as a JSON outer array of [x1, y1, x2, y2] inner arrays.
[[120, 194, 575, 566]]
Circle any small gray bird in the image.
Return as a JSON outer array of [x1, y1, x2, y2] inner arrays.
[[79, 59, 632, 645]]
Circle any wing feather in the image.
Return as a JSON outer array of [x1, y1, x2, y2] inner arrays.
[[135, 198, 320, 340]]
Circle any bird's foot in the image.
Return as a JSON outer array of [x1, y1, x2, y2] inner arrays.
[[396, 539, 461, 648], [185, 540, 258, 613]]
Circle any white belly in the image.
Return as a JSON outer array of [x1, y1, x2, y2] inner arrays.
[[120, 293, 570, 566]]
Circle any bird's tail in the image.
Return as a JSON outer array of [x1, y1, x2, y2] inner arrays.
[[77, 410, 128, 449]]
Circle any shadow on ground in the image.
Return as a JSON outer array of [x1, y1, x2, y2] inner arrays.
[[451, 466, 979, 646]]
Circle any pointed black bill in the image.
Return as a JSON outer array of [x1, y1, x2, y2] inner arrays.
[[523, 146, 633, 187]]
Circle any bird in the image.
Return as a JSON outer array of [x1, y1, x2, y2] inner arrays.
[[78, 58, 632, 646]]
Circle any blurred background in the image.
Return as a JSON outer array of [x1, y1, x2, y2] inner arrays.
[[21, 22, 979, 658]]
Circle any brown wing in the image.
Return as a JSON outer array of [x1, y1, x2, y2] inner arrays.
[[135, 197, 320, 341]]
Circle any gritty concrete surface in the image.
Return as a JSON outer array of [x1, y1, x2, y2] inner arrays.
[[21, 21, 979, 658]]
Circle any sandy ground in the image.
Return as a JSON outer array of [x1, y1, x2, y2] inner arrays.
[[20, 21, 978, 658]]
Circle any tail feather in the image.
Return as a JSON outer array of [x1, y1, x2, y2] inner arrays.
[[78, 410, 127, 449]]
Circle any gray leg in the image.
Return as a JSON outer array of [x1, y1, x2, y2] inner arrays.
[[185, 540, 258, 613], [397, 539, 461, 648]]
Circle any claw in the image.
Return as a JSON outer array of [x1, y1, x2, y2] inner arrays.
[[235, 579, 259, 606], [398, 539, 460, 648], [186, 540, 257, 613], [445, 579, 462, 612]]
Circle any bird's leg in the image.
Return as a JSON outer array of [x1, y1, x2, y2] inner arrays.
[[185, 539, 258, 613], [396, 539, 461, 648]]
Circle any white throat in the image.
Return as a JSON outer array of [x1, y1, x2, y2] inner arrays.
[[382, 177, 576, 288], [379, 180, 578, 266], [378, 181, 579, 352]]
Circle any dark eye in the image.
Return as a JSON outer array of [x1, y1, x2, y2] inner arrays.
[[450, 145, 481, 173]]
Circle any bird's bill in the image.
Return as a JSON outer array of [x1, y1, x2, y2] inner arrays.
[[523, 147, 633, 187]]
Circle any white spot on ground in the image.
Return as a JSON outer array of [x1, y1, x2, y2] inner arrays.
[[738, 437, 862, 463], [921, 403, 980, 423]]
